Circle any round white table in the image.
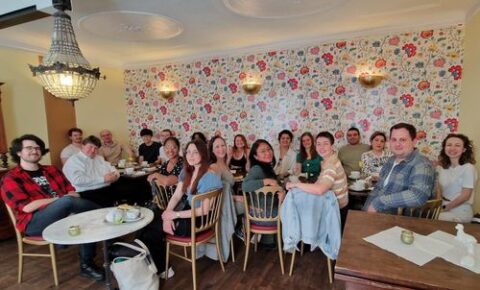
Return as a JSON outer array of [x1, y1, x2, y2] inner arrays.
[[43, 207, 154, 290]]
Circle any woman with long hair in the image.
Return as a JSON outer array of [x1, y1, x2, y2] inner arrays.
[[273, 129, 296, 178], [294, 132, 322, 182], [436, 133, 477, 223], [228, 134, 250, 174]]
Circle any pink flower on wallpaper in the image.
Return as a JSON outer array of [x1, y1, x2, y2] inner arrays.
[[190, 113, 197, 120], [268, 89, 276, 98], [335, 86, 345, 95], [220, 77, 227, 84], [334, 130, 344, 139], [132, 86, 137, 92], [444, 118, 458, 132], [420, 30, 434, 38], [300, 109, 309, 118], [212, 58, 219, 63], [181, 87, 188, 97], [247, 95, 255, 102], [196, 98, 203, 105], [321, 98, 333, 110], [228, 83, 238, 93], [387, 86, 398, 96], [128, 99, 134, 106], [221, 115, 228, 122], [277, 72, 286, 80], [194, 61, 201, 68], [147, 114, 154, 121], [388, 36, 400, 45], [240, 111, 247, 119], [346, 112, 355, 120], [400, 94, 414, 107], [130, 130, 136, 137], [417, 80, 430, 90], [246, 55, 255, 62], [188, 77, 196, 84], [300, 66, 310, 75], [310, 47, 320, 55], [145, 80, 152, 88], [160, 106, 167, 115], [375, 58, 386, 68], [430, 111, 441, 119], [358, 119, 370, 131], [336, 41, 346, 49], [433, 58, 445, 67], [158, 72, 166, 81], [204, 103, 212, 113], [256, 60, 267, 71], [287, 78, 298, 90], [402, 43, 417, 57], [373, 107, 384, 117], [247, 134, 256, 142], [321, 53, 334, 65], [416, 130, 427, 139], [174, 117, 181, 123], [257, 101, 267, 112], [141, 123, 147, 128], [150, 67, 157, 73], [213, 93, 221, 101], [230, 121, 239, 131], [346, 65, 357, 74], [448, 65, 462, 80], [139, 90, 145, 99], [288, 120, 299, 132], [182, 122, 190, 132], [268, 51, 277, 57], [239, 72, 246, 80], [310, 91, 320, 99], [135, 117, 140, 123], [167, 97, 174, 104], [203, 66, 211, 77], [152, 100, 159, 107]]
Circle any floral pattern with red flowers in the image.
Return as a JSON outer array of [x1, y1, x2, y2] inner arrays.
[[124, 25, 463, 160]]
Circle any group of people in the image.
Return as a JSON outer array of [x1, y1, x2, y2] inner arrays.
[[0, 121, 477, 283]]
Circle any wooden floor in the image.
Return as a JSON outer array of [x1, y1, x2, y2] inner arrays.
[[0, 236, 346, 289]]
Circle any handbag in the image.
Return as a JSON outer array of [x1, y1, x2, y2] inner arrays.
[[110, 239, 159, 290]]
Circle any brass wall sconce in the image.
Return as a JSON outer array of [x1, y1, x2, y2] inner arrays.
[[159, 89, 175, 100], [242, 82, 262, 95], [358, 73, 384, 88]]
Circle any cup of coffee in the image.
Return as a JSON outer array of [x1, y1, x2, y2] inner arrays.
[[125, 208, 140, 220], [125, 167, 135, 175], [353, 180, 366, 190], [350, 171, 360, 179]]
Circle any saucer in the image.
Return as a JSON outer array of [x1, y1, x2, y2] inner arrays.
[[123, 215, 144, 223], [349, 185, 366, 191]]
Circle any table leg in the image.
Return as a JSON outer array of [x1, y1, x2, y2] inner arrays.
[[102, 240, 113, 290]]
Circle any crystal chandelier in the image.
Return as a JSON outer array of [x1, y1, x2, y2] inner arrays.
[[29, 0, 100, 102]]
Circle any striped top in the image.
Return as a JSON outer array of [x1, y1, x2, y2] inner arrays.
[[318, 153, 349, 208]]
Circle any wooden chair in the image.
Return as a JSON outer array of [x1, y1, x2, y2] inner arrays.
[[289, 241, 333, 283], [397, 199, 443, 220], [165, 188, 224, 290], [4, 204, 58, 286], [242, 186, 285, 274], [150, 181, 176, 210]]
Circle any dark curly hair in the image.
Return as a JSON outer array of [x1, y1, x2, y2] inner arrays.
[[9, 134, 49, 164], [439, 133, 476, 169]]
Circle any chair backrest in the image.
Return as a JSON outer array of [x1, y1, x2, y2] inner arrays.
[[4, 202, 23, 241], [243, 186, 283, 224], [397, 199, 442, 220], [190, 188, 223, 236], [150, 181, 176, 210]]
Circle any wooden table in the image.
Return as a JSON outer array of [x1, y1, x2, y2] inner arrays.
[[335, 210, 480, 290]]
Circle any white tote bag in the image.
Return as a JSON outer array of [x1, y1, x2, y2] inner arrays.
[[110, 239, 159, 290]]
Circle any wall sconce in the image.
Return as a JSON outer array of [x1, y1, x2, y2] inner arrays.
[[159, 89, 175, 100], [242, 82, 262, 95], [358, 73, 384, 88]]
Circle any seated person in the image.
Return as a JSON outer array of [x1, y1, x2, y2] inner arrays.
[[138, 128, 161, 165], [0, 134, 104, 281], [287, 131, 349, 230], [363, 123, 435, 214], [338, 127, 370, 177], [98, 129, 134, 164], [63, 136, 150, 207], [273, 129, 296, 178], [436, 133, 477, 223], [60, 127, 83, 164], [294, 132, 322, 182], [158, 129, 173, 162], [228, 134, 250, 175], [361, 131, 392, 180], [147, 137, 183, 187]]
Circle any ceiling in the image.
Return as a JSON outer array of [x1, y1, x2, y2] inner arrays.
[[0, 0, 479, 68]]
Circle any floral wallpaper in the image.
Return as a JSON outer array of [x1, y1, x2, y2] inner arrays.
[[124, 24, 464, 159]]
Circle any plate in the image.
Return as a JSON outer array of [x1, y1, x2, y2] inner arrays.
[[123, 215, 144, 223], [349, 185, 366, 191]]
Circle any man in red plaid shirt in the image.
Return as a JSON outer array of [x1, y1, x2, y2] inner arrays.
[[0, 134, 104, 281]]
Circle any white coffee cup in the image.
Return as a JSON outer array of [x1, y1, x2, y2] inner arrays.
[[354, 180, 366, 190], [125, 208, 140, 220], [125, 167, 135, 175], [350, 171, 360, 179], [118, 159, 126, 168], [106, 209, 124, 224]]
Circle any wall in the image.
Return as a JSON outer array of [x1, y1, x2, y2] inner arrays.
[[125, 25, 464, 161], [460, 10, 480, 213], [0, 47, 51, 164]]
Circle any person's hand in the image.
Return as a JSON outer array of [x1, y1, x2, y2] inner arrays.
[[147, 173, 160, 182], [278, 191, 286, 203], [104, 172, 118, 183], [162, 219, 175, 235], [162, 210, 177, 221], [285, 182, 296, 190], [66, 192, 80, 198], [263, 178, 279, 186], [367, 204, 377, 213]]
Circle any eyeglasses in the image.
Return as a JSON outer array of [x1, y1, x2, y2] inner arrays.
[[23, 146, 42, 152]]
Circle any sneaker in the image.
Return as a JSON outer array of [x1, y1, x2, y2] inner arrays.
[[235, 228, 245, 242], [159, 266, 175, 279], [472, 213, 480, 223], [80, 263, 105, 281]]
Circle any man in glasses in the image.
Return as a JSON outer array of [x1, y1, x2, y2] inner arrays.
[[0, 134, 104, 281]]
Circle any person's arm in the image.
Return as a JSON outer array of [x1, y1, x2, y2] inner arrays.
[[245, 149, 251, 172], [22, 198, 58, 213], [63, 159, 108, 188], [286, 164, 335, 195], [443, 188, 473, 211], [242, 166, 268, 192]]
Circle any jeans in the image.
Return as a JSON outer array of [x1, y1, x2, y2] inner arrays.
[[25, 196, 100, 264]]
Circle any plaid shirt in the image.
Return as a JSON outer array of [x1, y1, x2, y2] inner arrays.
[[0, 165, 75, 233], [363, 149, 435, 214]]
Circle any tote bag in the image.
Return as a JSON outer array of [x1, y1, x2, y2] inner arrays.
[[110, 239, 159, 290]]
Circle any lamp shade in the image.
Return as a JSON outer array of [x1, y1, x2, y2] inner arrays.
[[358, 74, 383, 88], [29, 7, 100, 101]]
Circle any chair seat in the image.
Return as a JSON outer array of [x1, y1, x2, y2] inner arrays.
[[251, 224, 277, 232], [24, 236, 46, 241], [166, 229, 214, 244]]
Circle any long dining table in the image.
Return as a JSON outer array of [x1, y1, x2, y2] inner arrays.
[[335, 210, 480, 290]]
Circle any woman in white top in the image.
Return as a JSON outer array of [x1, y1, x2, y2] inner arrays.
[[360, 131, 391, 180], [436, 133, 477, 223], [273, 129, 296, 178]]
